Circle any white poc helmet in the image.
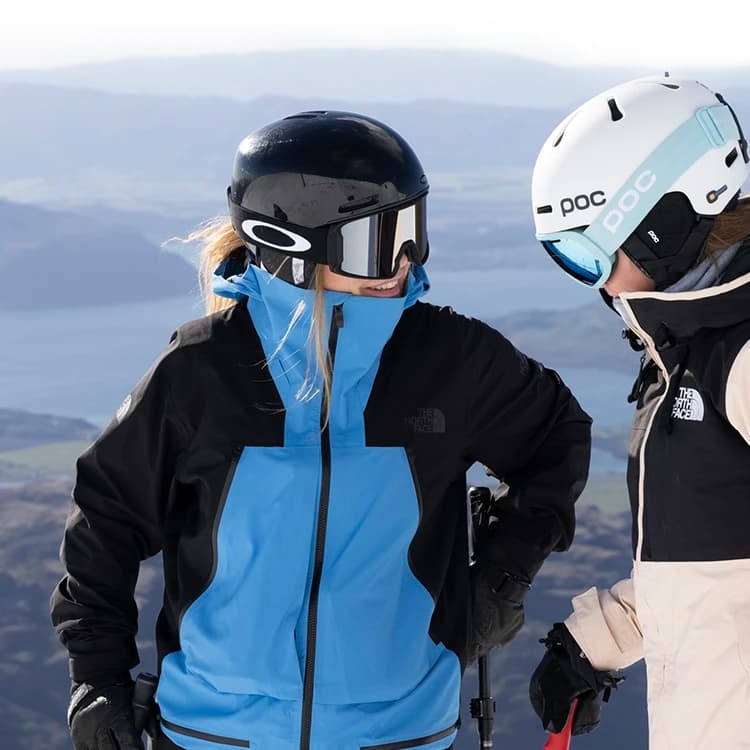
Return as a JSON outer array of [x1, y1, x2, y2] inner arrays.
[[532, 75, 749, 289]]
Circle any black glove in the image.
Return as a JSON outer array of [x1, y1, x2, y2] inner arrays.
[[529, 623, 623, 735], [68, 673, 145, 750], [469, 564, 530, 660]]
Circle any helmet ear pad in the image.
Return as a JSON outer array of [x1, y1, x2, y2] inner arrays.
[[257, 246, 317, 288], [620, 192, 716, 289]]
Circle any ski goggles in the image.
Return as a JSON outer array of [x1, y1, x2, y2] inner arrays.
[[536, 101, 743, 288], [229, 194, 428, 279], [540, 233, 615, 287]]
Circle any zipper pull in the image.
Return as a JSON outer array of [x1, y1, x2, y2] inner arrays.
[[627, 353, 649, 404], [621, 327, 645, 352], [333, 303, 344, 330]]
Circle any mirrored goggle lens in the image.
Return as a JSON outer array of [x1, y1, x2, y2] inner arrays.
[[541, 238, 607, 287], [337, 199, 428, 278]]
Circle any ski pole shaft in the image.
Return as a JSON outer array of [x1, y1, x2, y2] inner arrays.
[[543, 699, 578, 750], [477, 655, 494, 748], [469, 654, 495, 749], [467, 485, 497, 749]]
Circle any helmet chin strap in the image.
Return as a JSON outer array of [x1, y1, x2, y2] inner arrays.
[[256, 246, 317, 288]]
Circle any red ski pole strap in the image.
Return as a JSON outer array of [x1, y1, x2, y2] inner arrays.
[[543, 698, 578, 750]]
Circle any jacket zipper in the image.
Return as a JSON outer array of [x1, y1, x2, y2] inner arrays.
[[618, 297, 670, 562], [300, 303, 344, 750]]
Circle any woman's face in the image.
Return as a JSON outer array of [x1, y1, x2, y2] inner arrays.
[[602, 248, 656, 297], [319, 254, 412, 297]]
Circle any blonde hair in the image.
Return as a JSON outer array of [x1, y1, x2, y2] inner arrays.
[[193, 218, 333, 427], [705, 194, 750, 259], [193, 218, 246, 315]]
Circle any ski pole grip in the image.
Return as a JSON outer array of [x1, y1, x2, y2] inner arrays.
[[132, 672, 159, 736]]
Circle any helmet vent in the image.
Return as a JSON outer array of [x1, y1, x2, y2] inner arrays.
[[658, 83, 680, 90], [338, 194, 379, 213], [608, 98, 624, 122], [726, 148, 739, 168], [553, 128, 566, 147]]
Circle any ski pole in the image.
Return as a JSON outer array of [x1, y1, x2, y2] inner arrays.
[[470, 653, 495, 749], [468, 486, 497, 750], [543, 699, 578, 750]]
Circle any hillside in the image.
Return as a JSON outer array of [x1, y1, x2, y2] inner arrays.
[[1, 480, 644, 750]]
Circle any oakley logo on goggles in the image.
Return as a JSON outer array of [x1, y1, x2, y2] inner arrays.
[[229, 196, 428, 279], [536, 102, 741, 288]]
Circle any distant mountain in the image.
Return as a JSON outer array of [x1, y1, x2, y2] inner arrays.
[[2, 76, 747, 245], [0, 82, 569, 185], [0, 199, 198, 308], [0, 198, 199, 254], [490, 304, 643, 374], [1, 49, 746, 110], [2, 477, 645, 750], [0, 408, 98, 452]]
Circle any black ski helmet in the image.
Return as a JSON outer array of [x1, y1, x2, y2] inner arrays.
[[228, 111, 430, 286]]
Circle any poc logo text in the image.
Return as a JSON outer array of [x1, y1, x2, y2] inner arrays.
[[602, 170, 656, 234], [560, 191, 606, 217]]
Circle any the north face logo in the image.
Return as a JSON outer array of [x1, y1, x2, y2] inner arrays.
[[671, 387, 704, 421], [405, 408, 446, 434]]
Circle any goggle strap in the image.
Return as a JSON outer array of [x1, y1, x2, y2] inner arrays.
[[585, 103, 740, 254]]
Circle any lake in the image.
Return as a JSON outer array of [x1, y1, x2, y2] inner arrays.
[[0, 267, 630, 433]]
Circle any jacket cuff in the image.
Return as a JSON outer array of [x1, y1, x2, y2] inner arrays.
[[67, 641, 139, 683], [565, 585, 643, 671]]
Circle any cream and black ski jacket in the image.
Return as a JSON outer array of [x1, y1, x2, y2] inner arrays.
[[563, 245, 750, 750], [620, 244, 750, 562]]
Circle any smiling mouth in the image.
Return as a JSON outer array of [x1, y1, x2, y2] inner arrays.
[[364, 266, 409, 291], [367, 278, 401, 291]]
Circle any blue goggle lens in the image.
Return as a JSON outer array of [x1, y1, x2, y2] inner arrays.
[[541, 239, 607, 287]]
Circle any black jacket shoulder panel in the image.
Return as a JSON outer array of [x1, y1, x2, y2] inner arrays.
[[171, 301, 251, 349], [388, 302, 592, 579]]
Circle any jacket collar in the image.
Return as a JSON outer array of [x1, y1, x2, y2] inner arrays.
[[212, 260, 430, 439], [618, 244, 750, 348]]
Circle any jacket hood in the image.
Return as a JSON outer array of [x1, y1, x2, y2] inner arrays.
[[212, 260, 430, 442]]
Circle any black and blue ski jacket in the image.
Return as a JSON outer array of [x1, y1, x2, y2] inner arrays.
[[51, 262, 591, 750]]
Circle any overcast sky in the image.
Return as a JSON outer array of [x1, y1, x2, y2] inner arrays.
[[3, 0, 749, 71]]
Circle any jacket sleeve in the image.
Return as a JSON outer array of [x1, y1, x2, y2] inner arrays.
[[464, 320, 592, 582], [564, 572, 644, 671], [50, 331, 187, 682], [725, 339, 750, 445]]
